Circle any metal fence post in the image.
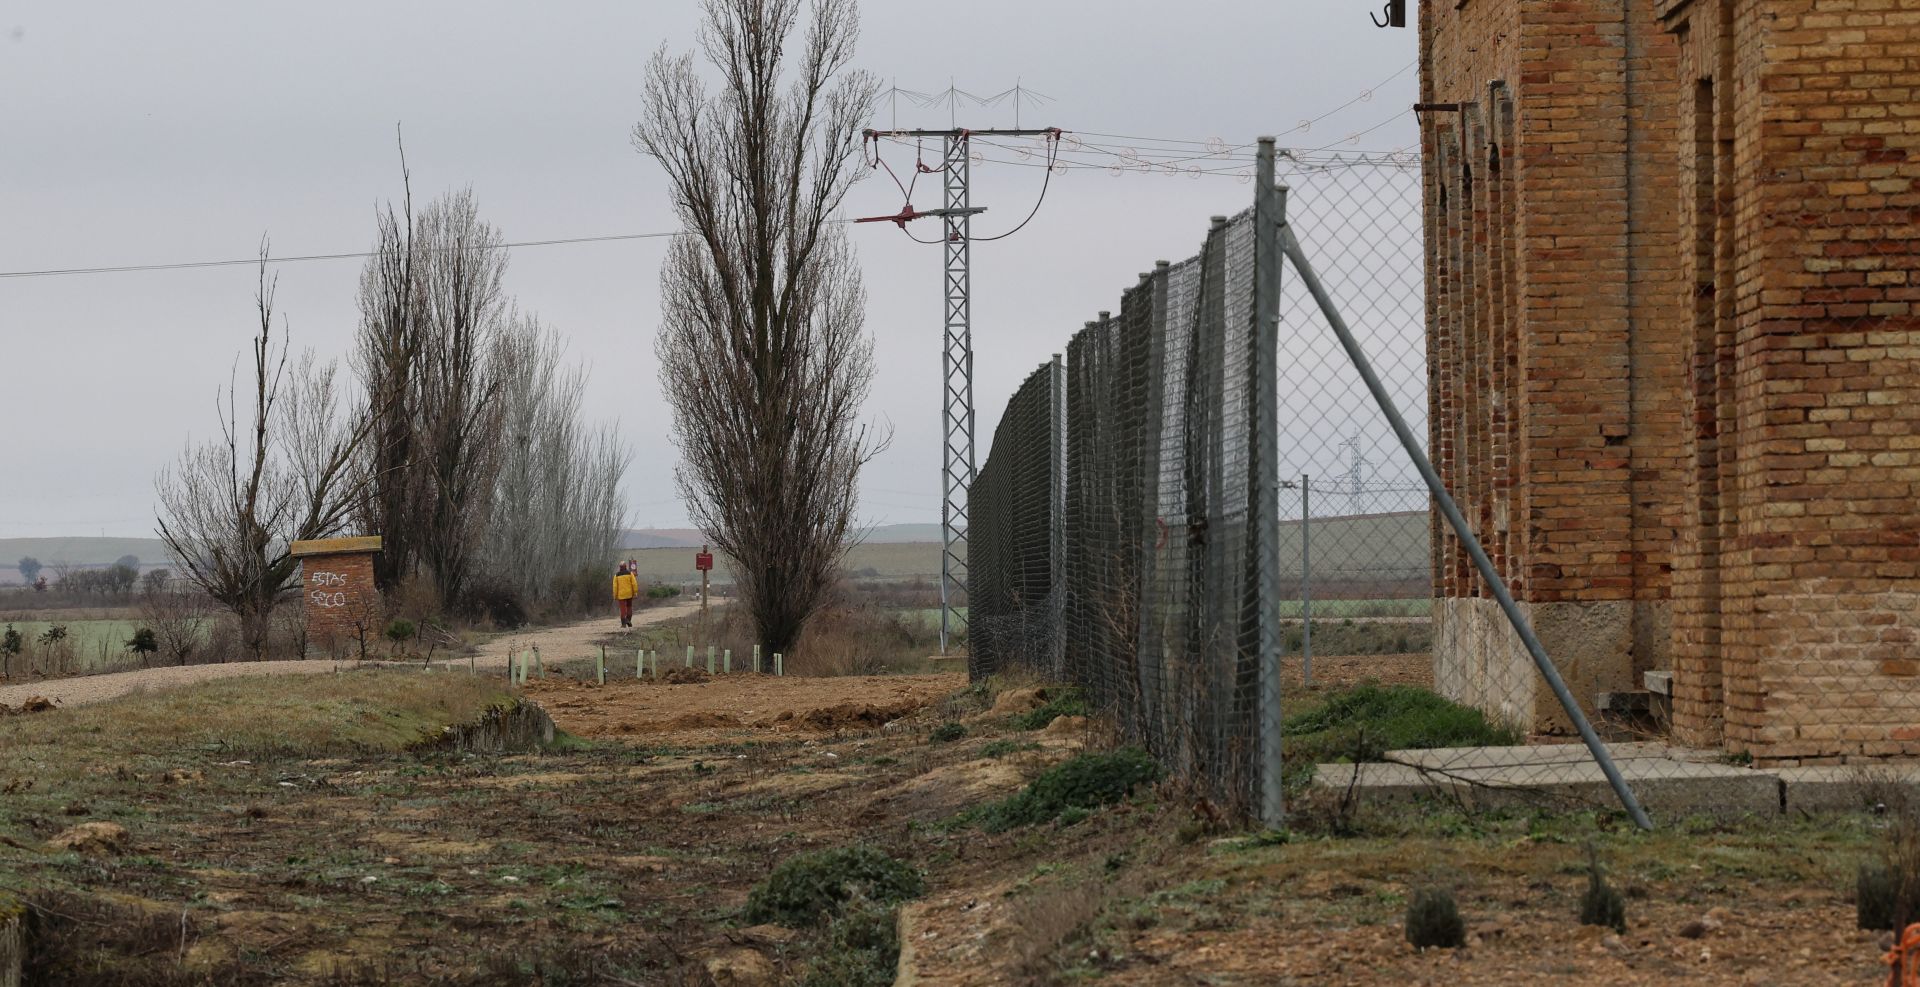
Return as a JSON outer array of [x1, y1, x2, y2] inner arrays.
[[1301, 473, 1313, 687], [1253, 137, 1285, 826], [1278, 223, 1655, 832]]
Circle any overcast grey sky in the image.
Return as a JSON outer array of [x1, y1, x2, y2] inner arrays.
[[0, 1, 1419, 539]]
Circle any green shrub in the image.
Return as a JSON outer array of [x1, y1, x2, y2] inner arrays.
[[124, 628, 159, 659], [1860, 862, 1905, 931], [1284, 684, 1521, 764], [1579, 852, 1626, 933], [929, 722, 967, 744], [743, 846, 923, 928], [646, 584, 681, 599], [1405, 887, 1466, 950], [1013, 687, 1088, 730], [980, 739, 1040, 759], [975, 747, 1162, 832], [384, 618, 417, 647], [799, 899, 900, 987], [0, 624, 20, 675]]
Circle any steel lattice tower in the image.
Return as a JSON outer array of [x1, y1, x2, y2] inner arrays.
[[936, 134, 974, 654], [859, 126, 1059, 654]]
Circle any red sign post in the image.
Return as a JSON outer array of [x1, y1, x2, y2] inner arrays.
[[697, 545, 712, 626]]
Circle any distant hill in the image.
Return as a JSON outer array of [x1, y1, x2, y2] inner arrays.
[[0, 537, 174, 584]]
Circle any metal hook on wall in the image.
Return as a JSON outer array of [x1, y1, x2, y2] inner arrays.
[[1370, 0, 1407, 28]]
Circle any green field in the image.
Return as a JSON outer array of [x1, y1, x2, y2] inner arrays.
[[0, 618, 148, 674]]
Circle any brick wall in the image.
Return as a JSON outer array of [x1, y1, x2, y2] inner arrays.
[[1665, 0, 1920, 761], [1429, 0, 1920, 756], [1422, 0, 1682, 731], [295, 542, 382, 658]]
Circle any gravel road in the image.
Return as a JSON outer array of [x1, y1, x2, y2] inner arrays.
[[0, 600, 705, 711]]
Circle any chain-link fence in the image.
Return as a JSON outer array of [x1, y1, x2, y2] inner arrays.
[[971, 142, 1654, 827], [967, 360, 1063, 680]]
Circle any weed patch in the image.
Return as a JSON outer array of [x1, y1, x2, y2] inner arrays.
[[1013, 687, 1088, 730], [929, 722, 967, 744], [743, 845, 924, 927], [980, 739, 1041, 759], [1283, 683, 1520, 763], [974, 748, 1162, 832], [799, 899, 900, 987]]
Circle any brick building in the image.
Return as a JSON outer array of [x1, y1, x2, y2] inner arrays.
[[1421, 0, 1920, 760], [292, 536, 383, 658]]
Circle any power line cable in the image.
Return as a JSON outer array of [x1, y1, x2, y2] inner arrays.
[[0, 230, 691, 281]]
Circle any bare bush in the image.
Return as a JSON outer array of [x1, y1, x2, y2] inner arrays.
[[138, 588, 212, 666], [634, 0, 886, 656], [480, 315, 627, 618]]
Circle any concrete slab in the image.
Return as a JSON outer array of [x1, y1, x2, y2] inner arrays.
[[1776, 765, 1920, 816], [1309, 762, 1462, 806], [1318, 742, 1778, 820], [1441, 757, 1778, 820]]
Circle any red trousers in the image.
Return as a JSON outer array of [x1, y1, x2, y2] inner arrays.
[[618, 599, 633, 624]]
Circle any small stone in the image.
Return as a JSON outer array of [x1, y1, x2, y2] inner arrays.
[[1677, 913, 1723, 939], [382, 856, 401, 865], [704, 947, 774, 987]]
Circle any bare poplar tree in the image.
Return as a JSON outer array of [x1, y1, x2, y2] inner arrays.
[[156, 254, 372, 659], [412, 190, 508, 604], [634, 0, 885, 655], [353, 178, 509, 606], [482, 313, 628, 613], [354, 145, 423, 590]]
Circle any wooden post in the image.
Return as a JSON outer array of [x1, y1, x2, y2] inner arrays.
[[724, 649, 731, 674], [533, 646, 543, 680], [700, 543, 710, 622], [707, 646, 715, 675], [774, 652, 783, 677], [597, 646, 606, 686], [754, 644, 762, 674]]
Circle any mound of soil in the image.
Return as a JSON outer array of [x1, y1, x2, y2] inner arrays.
[[661, 667, 712, 685], [0, 696, 56, 716], [777, 700, 925, 731], [47, 821, 128, 856], [865, 759, 1032, 823], [989, 687, 1049, 716], [1042, 715, 1088, 736], [625, 711, 740, 733]]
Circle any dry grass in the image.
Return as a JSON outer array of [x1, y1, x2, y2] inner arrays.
[[0, 671, 511, 787]]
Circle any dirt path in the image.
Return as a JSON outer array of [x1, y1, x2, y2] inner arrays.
[[0, 600, 704, 711]]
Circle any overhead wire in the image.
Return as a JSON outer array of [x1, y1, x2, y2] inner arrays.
[[0, 230, 692, 280], [965, 135, 1060, 241]]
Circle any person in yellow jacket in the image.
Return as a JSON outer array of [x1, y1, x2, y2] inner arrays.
[[613, 563, 639, 627]]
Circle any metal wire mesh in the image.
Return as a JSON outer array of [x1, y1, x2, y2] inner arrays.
[[970, 153, 1652, 824], [967, 361, 1062, 680]]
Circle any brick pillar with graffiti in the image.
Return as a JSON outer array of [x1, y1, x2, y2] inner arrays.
[[290, 536, 383, 659]]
